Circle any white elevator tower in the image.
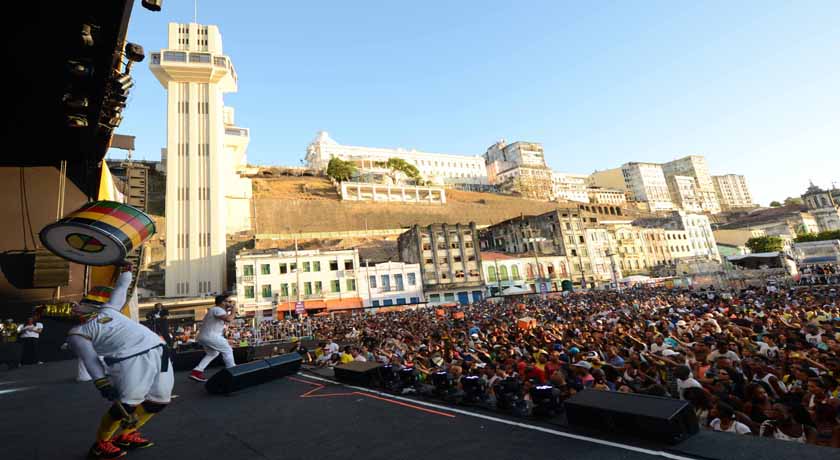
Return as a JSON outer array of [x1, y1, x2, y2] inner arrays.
[[150, 23, 251, 297]]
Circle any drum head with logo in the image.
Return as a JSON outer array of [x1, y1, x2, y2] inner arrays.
[[39, 221, 127, 266]]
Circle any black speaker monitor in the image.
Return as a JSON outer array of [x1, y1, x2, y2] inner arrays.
[[205, 353, 302, 395], [564, 390, 699, 444]]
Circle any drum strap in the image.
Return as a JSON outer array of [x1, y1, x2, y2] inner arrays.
[[104, 344, 168, 372]]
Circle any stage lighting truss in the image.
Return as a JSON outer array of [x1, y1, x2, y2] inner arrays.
[[123, 42, 145, 75], [67, 59, 94, 79]]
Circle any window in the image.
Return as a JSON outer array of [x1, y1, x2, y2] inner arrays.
[[329, 260, 339, 271], [261, 285, 272, 298], [303, 262, 311, 272], [430, 294, 441, 302], [487, 266, 497, 282], [261, 264, 271, 275], [289, 263, 297, 271], [330, 280, 340, 293], [383, 299, 394, 306], [511, 265, 521, 280], [381, 275, 390, 290], [499, 266, 509, 281], [444, 293, 455, 301], [281, 283, 289, 297], [410, 297, 420, 304], [369, 275, 377, 288], [314, 281, 322, 294], [279, 263, 288, 274], [244, 286, 255, 299], [346, 279, 356, 291], [395, 274, 404, 291], [407, 273, 417, 285], [243, 265, 254, 276], [313, 261, 321, 272], [372, 300, 380, 307], [396, 298, 406, 305], [344, 260, 354, 270], [304, 282, 312, 296]]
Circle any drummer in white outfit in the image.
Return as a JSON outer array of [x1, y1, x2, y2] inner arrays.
[[189, 294, 237, 382]]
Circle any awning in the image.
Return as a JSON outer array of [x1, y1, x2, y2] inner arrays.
[[325, 298, 364, 311], [501, 286, 532, 295], [276, 297, 363, 312]]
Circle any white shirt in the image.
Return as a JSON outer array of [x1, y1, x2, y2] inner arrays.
[[755, 342, 780, 360], [18, 322, 43, 339], [354, 354, 367, 362], [198, 306, 228, 341], [710, 418, 751, 435], [69, 308, 162, 359], [650, 342, 669, 354]]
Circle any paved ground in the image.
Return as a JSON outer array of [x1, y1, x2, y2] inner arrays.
[[0, 361, 832, 460]]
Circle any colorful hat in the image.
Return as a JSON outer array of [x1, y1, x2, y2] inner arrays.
[[82, 286, 113, 306]]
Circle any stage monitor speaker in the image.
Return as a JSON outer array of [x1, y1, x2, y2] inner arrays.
[[334, 361, 383, 387], [205, 353, 303, 394], [564, 390, 698, 444], [264, 352, 302, 379]]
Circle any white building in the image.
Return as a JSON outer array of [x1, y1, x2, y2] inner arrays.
[[551, 172, 589, 202], [635, 211, 720, 262], [234, 249, 363, 319], [667, 175, 703, 213], [662, 155, 721, 214], [587, 187, 627, 205], [801, 183, 840, 232], [621, 162, 674, 211], [484, 140, 547, 168], [357, 261, 424, 307], [712, 174, 753, 210], [482, 252, 571, 296], [150, 23, 252, 297], [305, 131, 488, 186]]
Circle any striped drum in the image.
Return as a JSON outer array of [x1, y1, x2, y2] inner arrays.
[[39, 200, 156, 266]]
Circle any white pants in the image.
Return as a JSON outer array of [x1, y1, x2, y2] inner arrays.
[[194, 336, 235, 371], [109, 347, 174, 405]]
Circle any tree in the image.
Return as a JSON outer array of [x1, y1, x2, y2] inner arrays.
[[377, 157, 422, 184], [769, 201, 782, 207], [795, 230, 840, 243], [745, 236, 784, 253], [326, 157, 357, 182], [783, 196, 804, 206]]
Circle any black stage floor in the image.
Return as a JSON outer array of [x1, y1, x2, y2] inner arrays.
[[0, 361, 834, 460]]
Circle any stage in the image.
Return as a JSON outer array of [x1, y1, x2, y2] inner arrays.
[[0, 361, 833, 460]]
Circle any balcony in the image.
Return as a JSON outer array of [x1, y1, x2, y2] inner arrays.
[[241, 275, 254, 283], [225, 127, 249, 137]]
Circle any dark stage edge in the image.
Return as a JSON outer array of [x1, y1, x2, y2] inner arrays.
[[0, 362, 833, 460]]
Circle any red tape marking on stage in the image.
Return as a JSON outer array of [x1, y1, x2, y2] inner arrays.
[[287, 376, 455, 418]]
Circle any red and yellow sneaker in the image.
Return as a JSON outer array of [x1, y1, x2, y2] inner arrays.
[[113, 431, 154, 450], [88, 440, 126, 459]]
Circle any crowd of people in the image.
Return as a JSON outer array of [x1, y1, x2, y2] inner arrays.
[[296, 285, 840, 448], [798, 264, 840, 286]]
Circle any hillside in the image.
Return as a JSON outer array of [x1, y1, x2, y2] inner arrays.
[[253, 176, 560, 234]]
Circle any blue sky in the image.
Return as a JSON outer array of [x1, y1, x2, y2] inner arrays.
[[119, 1, 840, 205]]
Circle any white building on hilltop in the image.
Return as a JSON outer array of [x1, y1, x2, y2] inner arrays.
[[712, 174, 754, 210], [305, 131, 488, 187], [621, 163, 674, 211], [150, 23, 252, 297], [662, 155, 721, 214], [551, 172, 589, 203]]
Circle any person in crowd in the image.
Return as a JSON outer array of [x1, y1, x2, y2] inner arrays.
[[145, 303, 172, 347], [760, 403, 816, 443], [710, 402, 752, 435], [17, 316, 44, 364]]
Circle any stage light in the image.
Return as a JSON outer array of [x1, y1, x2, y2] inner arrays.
[[529, 384, 559, 416], [116, 74, 133, 92], [123, 42, 145, 75], [460, 375, 486, 403], [62, 93, 89, 111], [141, 0, 162, 11], [80, 24, 94, 47], [125, 42, 145, 62], [67, 60, 93, 78], [66, 116, 87, 128], [398, 367, 418, 388], [493, 377, 521, 411], [431, 370, 451, 394]]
